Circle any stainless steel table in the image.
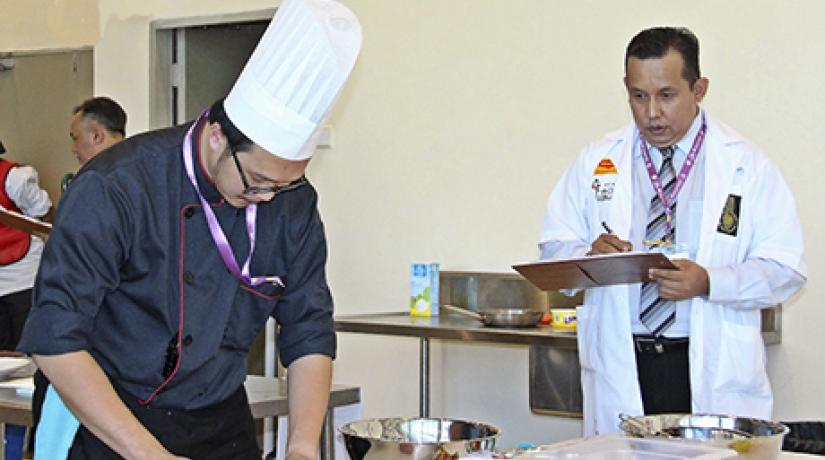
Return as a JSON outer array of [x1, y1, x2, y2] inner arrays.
[[335, 311, 576, 417], [0, 375, 360, 460]]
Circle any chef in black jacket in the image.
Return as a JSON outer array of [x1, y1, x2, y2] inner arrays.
[[17, 1, 362, 458]]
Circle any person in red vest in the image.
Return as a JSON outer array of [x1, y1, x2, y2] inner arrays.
[[0, 139, 53, 350]]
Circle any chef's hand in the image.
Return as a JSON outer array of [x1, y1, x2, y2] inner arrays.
[[589, 233, 633, 255], [649, 259, 709, 301], [152, 452, 189, 460]]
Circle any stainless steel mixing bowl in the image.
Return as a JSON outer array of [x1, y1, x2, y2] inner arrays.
[[339, 417, 500, 460], [619, 413, 789, 460]]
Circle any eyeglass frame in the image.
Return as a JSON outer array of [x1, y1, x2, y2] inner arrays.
[[230, 148, 308, 196]]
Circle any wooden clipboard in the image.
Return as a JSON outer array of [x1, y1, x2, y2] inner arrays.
[[513, 252, 677, 291], [0, 207, 52, 240]]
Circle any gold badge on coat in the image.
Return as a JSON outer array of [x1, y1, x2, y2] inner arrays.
[[717, 194, 741, 236]]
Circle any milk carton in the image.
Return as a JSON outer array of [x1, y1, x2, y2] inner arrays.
[[410, 263, 439, 317]]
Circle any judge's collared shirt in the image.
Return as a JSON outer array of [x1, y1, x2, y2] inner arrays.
[[18, 122, 335, 410]]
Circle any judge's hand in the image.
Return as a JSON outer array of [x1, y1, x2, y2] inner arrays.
[[649, 259, 709, 301], [589, 233, 633, 255]]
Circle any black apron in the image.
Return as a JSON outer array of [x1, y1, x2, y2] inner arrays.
[[33, 379, 260, 459]]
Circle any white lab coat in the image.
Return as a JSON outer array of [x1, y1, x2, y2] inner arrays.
[[539, 113, 806, 436]]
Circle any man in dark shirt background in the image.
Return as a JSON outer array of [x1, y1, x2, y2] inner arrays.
[[69, 96, 127, 166], [62, 96, 127, 190]]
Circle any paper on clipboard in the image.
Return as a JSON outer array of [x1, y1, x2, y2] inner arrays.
[[513, 251, 677, 291]]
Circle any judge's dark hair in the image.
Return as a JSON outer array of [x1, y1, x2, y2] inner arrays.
[[207, 98, 253, 153], [625, 27, 701, 87], [73, 97, 127, 136]]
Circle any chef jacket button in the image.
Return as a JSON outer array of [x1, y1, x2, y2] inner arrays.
[[183, 335, 193, 346], [183, 271, 195, 285], [184, 207, 196, 218]]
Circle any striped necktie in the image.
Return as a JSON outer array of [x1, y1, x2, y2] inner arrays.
[[639, 146, 677, 336]]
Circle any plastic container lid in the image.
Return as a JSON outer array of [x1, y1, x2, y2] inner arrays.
[[514, 434, 737, 460]]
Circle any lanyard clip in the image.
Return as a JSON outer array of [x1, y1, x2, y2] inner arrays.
[[264, 276, 285, 288]]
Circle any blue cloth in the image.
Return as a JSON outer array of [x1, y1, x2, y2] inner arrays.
[[34, 385, 79, 460], [4, 423, 26, 460]]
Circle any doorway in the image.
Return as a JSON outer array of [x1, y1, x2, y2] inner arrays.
[[151, 9, 275, 129]]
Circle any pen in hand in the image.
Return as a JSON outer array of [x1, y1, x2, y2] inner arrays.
[[599, 221, 632, 252], [590, 221, 630, 254]]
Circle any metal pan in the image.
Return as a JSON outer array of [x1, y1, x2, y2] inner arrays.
[[442, 304, 544, 328]]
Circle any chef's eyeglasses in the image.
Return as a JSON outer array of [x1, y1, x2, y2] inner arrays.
[[230, 149, 308, 196]]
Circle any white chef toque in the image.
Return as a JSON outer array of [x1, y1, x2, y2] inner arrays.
[[224, 0, 362, 160]]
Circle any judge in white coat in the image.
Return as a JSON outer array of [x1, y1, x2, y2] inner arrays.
[[539, 27, 806, 436]]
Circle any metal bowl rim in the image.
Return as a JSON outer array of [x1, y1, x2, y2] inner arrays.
[[481, 310, 544, 324], [481, 308, 543, 315], [619, 413, 789, 437], [338, 416, 501, 444]]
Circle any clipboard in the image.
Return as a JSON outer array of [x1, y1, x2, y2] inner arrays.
[[513, 252, 677, 291], [0, 207, 52, 240]]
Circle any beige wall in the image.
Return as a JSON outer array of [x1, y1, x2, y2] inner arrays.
[[6, 0, 825, 448], [0, 0, 98, 52], [0, 51, 93, 202]]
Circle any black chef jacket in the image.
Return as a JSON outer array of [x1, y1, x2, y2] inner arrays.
[[18, 120, 335, 410]]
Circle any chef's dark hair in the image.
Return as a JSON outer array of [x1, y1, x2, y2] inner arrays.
[[625, 27, 701, 87], [73, 97, 127, 136], [208, 98, 253, 153]]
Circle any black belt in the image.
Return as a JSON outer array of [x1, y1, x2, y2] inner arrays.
[[633, 334, 689, 354]]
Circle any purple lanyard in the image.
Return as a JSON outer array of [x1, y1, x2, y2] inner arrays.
[[639, 114, 707, 235], [182, 112, 283, 288]]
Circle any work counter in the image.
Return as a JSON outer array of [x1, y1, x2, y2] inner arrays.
[[335, 310, 575, 418], [335, 311, 575, 347], [335, 305, 782, 419], [336, 270, 783, 418], [0, 375, 360, 460]]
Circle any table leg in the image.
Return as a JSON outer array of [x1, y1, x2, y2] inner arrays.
[[419, 337, 430, 418], [319, 407, 334, 460]]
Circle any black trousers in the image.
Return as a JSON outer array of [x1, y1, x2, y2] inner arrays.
[[32, 381, 260, 459], [634, 335, 692, 414], [0, 288, 32, 350]]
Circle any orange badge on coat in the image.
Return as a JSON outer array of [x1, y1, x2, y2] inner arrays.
[[593, 158, 618, 175]]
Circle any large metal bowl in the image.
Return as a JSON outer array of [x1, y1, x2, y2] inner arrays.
[[619, 413, 789, 460], [339, 417, 500, 460]]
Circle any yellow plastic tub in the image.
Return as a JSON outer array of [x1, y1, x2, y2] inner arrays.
[[550, 308, 577, 331]]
